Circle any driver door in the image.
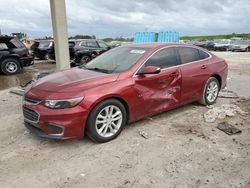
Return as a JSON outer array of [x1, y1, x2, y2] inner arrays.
[[133, 47, 182, 120]]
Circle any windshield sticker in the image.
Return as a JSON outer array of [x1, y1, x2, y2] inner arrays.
[[130, 50, 145, 54]]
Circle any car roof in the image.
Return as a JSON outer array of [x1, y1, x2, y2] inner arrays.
[[120, 42, 195, 49], [0, 35, 14, 40], [69, 39, 97, 42]]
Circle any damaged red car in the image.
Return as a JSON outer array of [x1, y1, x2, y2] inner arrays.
[[23, 43, 228, 142]]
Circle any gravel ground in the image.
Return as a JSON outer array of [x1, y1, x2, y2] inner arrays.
[[0, 52, 249, 188]]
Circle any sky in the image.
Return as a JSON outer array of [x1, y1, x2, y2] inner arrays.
[[0, 0, 249, 39]]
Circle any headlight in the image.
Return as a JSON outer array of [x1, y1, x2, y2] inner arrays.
[[44, 97, 84, 109]]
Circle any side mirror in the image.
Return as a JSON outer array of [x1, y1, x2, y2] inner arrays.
[[137, 66, 161, 75]]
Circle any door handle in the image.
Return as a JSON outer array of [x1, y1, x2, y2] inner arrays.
[[201, 65, 207, 69]]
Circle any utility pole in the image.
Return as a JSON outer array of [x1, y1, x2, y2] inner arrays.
[[49, 0, 70, 70]]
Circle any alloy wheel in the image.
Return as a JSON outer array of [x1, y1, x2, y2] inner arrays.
[[95, 105, 123, 138], [5, 61, 18, 73], [206, 81, 219, 103]]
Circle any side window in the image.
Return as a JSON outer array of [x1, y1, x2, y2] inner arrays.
[[86, 41, 98, 48], [80, 41, 87, 47], [144, 47, 178, 69], [178, 47, 200, 64], [0, 43, 8, 50], [10, 38, 24, 48], [198, 49, 210, 59]]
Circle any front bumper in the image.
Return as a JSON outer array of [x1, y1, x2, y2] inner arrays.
[[24, 121, 64, 139], [22, 103, 88, 140]]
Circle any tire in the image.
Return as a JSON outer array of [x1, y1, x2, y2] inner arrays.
[[86, 99, 127, 143], [0, 58, 21, 75], [43, 54, 49, 60], [199, 77, 220, 105], [79, 55, 91, 65]]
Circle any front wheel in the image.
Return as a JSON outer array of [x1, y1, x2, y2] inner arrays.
[[86, 99, 127, 142], [199, 77, 220, 105]]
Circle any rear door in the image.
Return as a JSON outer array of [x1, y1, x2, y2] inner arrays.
[[177, 46, 211, 103], [133, 47, 182, 119]]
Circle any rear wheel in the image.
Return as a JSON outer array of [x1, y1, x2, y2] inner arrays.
[[86, 99, 126, 142], [0, 58, 21, 75], [199, 77, 220, 105]]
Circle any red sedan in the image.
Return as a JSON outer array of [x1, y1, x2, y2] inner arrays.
[[23, 43, 228, 142]]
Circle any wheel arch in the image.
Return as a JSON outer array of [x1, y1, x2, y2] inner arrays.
[[0, 55, 21, 67], [86, 95, 130, 127], [0, 55, 19, 61], [210, 74, 222, 90]]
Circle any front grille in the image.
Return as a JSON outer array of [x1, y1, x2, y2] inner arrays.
[[23, 107, 39, 122], [24, 96, 41, 105]]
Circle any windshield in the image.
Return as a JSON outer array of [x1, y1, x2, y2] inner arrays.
[[82, 47, 148, 73]]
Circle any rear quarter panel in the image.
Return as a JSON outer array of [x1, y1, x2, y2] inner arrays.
[[208, 54, 228, 89]]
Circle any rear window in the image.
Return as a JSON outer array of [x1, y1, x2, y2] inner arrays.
[[198, 49, 210, 59], [10, 38, 25, 48]]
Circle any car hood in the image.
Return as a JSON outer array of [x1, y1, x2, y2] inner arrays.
[[30, 67, 118, 93]]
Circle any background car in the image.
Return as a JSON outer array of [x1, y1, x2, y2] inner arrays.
[[0, 36, 33, 75], [48, 39, 111, 65], [213, 39, 234, 51], [23, 43, 228, 142], [110, 41, 122, 48], [30, 40, 53, 60], [196, 41, 215, 51], [72, 39, 111, 64], [231, 40, 250, 52]]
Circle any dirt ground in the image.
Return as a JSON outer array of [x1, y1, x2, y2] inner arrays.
[[0, 52, 249, 188]]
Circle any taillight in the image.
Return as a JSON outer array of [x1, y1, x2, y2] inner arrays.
[[25, 50, 30, 57]]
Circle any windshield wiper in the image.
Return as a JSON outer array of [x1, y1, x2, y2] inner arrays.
[[86, 67, 111, 73]]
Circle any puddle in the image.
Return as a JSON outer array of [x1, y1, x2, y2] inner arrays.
[[0, 61, 56, 90], [0, 70, 35, 90]]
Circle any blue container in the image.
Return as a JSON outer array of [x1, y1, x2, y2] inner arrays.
[[133, 32, 156, 43], [133, 31, 179, 43], [157, 31, 179, 43]]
